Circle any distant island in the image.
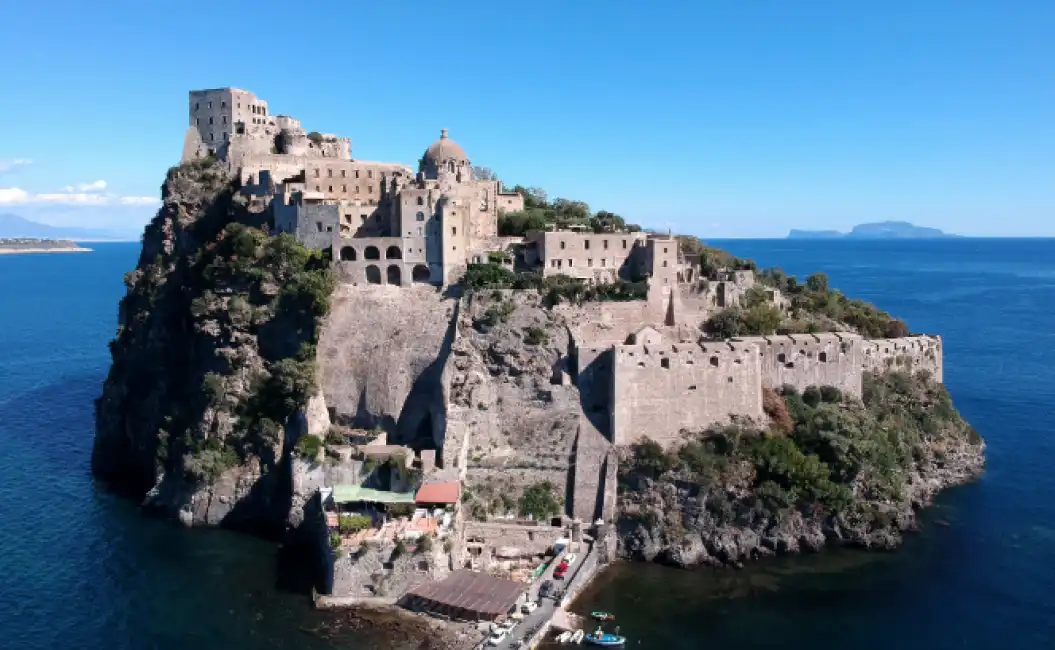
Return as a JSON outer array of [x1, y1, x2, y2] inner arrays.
[[789, 221, 958, 239], [0, 213, 134, 241], [0, 238, 92, 254]]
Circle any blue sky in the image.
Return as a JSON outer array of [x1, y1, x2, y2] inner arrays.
[[1, 1, 1052, 238]]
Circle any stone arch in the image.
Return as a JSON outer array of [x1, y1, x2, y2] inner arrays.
[[416, 211, 425, 221], [447, 161, 455, 173], [386, 245, 402, 260], [412, 264, 431, 283], [365, 265, 381, 284], [364, 246, 380, 260], [340, 246, 357, 261], [387, 265, 402, 285]]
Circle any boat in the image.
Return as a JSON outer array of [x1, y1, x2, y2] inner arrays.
[[590, 611, 615, 622], [583, 628, 626, 647], [570, 629, 585, 644], [557, 630, 572, 643]]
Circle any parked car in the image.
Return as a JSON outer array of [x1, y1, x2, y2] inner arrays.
[[538, 580, 555, 598], [522, 601, 538, 614], [554, 562, 569, 580], [487, 628, 509, 646], [564, 553, 577, 565]]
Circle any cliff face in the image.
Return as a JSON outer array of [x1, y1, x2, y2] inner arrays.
[[616, 372, 985, 567], [93, 160, 334, 532]]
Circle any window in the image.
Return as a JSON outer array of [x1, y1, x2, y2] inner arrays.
[[622, 240, 628, 249], [588, 259, 593, 267], [368, 185, 373, 194], [208, 101, 212, 108], [315, 222, 323, 233], [355, 185, 359, 193], [208, 132, 213, 141], [315, 185, 320, 191], [416, 196, 424, 205], [452, 227, 457, 235], [342, 185, 347, 192], [560, 241, 566, 250], [341, 169, 346, 178], [663, 260, 668, 267], [194, 102, 199, 110], [361, 214, 367, 222], [328, 185, 333, 192], [661, 358, 670, 369], [195, 118, 199, 125], [585, 240, 591, 250], [208, 117, 213, 125], [355, 170, 360, 179], [664, 247, 668, 253], [328, 169, 333, 178], [314, 169, 320, 178], [222, 131, 226, 140], [604, 240, 609, 249], [416, 212, 425, 221], [367, 170, 373, 179], [568, 259, 573, 266], [222, 116, 227, 124], [551, 259, 558, 268]]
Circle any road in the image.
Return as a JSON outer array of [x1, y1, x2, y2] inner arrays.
[[492, 551, 587, 649]]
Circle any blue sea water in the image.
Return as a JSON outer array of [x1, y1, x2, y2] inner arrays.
[[1, 239, 1053, 649]]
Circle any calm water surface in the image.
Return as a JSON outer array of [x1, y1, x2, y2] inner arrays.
[[2, 239, 1053, 649]]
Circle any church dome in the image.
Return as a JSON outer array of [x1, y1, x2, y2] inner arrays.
[[422, 128, 469, 167]]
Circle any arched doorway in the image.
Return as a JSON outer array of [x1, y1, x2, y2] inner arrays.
[[364, 246, 380, 260], [387, 265, 402, 286], [340, 246, 356, 261], [386, 246, 402, 260], [412, 265, 431, 283], [365, 265, 381, 284]]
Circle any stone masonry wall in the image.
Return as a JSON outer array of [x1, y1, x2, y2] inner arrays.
[[862, 335, 943, 381], [743, 332, 866, 397], [611, 340, 764, 447]]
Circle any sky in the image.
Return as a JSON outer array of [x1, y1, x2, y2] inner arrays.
[[0, 1, 1052, 238]]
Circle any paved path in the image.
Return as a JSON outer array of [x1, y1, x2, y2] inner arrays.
[[493, 551, 589, 649]]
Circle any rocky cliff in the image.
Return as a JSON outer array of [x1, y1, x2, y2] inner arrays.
[[617, 371, 985, 567], [93, 159, 335, 532]]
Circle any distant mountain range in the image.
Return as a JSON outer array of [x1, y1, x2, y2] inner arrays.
[[788, 221, 958, 240], [0, 213, 137, 241]]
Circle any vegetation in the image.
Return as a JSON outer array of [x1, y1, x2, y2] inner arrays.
[[624, 371, 982, 526], [296, 434, 323, 459], [518, 481, 563, 520], [460, 262, 647, 305], [108, 161, 337, 486], [498, 186, 640, 235], [523, 325, 549, 346], [338, 514, 373, 533]]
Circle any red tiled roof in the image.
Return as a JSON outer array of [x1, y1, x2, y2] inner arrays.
[[415, 481, 461, 504]]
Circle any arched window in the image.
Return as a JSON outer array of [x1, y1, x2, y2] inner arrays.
[[448, 161, 455, 173], [340, 246, 356, 261], [386, 246, 402, 260], [416, 196, 424, 206], [387, 265, 402, 286], [365, 265, 382, 284], [364, 246, 380, 260], [416, 211, 425, 221], [412, 265, 431, 283]]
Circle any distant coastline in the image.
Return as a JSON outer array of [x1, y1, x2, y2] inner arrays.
[[0, 238, 93, 255], [789, 220, 958, 240]]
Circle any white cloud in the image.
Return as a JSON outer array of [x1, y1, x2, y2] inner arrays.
[[0, 159, 32, 175], [0, 185, 159, 207], [0, 187, 30, 204], [62, 180, 108, 193]]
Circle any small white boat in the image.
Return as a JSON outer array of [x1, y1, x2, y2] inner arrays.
[[571, 629, 585, 644], [557, 631, 572, 643]]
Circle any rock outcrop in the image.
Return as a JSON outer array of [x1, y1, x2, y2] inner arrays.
[[616, 372, 985, 567]]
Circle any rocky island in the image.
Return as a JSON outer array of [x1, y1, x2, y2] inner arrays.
[[0, 237, 91, 254], [93, 87, 984, 646]]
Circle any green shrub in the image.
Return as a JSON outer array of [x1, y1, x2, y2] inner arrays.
[[518, 481, 562, 520], [338, 514, 372, 532], [296, 434, 323, 459], [524, 325, 549, 345]]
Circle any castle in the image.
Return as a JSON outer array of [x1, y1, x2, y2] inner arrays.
[[181, 87, 944, 465]]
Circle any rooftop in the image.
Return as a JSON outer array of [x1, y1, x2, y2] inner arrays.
[[331, 485, 416, 505], [399, 570, 525, 621], [415, 481, 461, 504]]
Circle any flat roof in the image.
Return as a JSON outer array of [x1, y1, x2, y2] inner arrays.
[[331, 485, 416, 505], [415, 481, 461, 504], [400, 570, 525, 620]]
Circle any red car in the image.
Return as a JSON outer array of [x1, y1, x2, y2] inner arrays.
[[554, 561, 569, 579]]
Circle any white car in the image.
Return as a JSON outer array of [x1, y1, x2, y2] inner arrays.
[[521, 601, 538, 614], [487, 628, 509, 646], [564, 553, 577, 565]]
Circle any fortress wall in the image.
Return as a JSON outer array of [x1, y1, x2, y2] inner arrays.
[[576, 346, 613, 418], [738, 332, 865, 397], [611, 341, 764, 448], [565, 301, 662, 347], [861, 335, 943, 381], [333, 235, 437, 286]]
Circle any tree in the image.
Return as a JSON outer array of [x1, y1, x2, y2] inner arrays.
[[742, 304, 783, 335], [806, 273, 829, 293], [472, 166, 496, 181], [705, 307, 745, 338], [518, 481, 562, 520]]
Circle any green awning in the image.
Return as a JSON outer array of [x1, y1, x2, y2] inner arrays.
[[331, 485, 416, 505]]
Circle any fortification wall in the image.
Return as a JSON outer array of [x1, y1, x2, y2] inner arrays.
[[739, 332, 865, 397], [317, 285, 457, 452], [862, 336, 943, 381], [611, 341, 764, 447], [564, 300, 663, 347]]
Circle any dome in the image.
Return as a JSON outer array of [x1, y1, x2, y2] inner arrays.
[[422, 128, 469, 167]]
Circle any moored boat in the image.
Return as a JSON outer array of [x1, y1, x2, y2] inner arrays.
[[557, 630, 572, 643], [571, 629, 585, 644], [590, 611, 615, 622], [583, 628, 626, 647]]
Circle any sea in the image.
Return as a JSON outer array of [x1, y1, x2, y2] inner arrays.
[[1, 239, 1053, 650]]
